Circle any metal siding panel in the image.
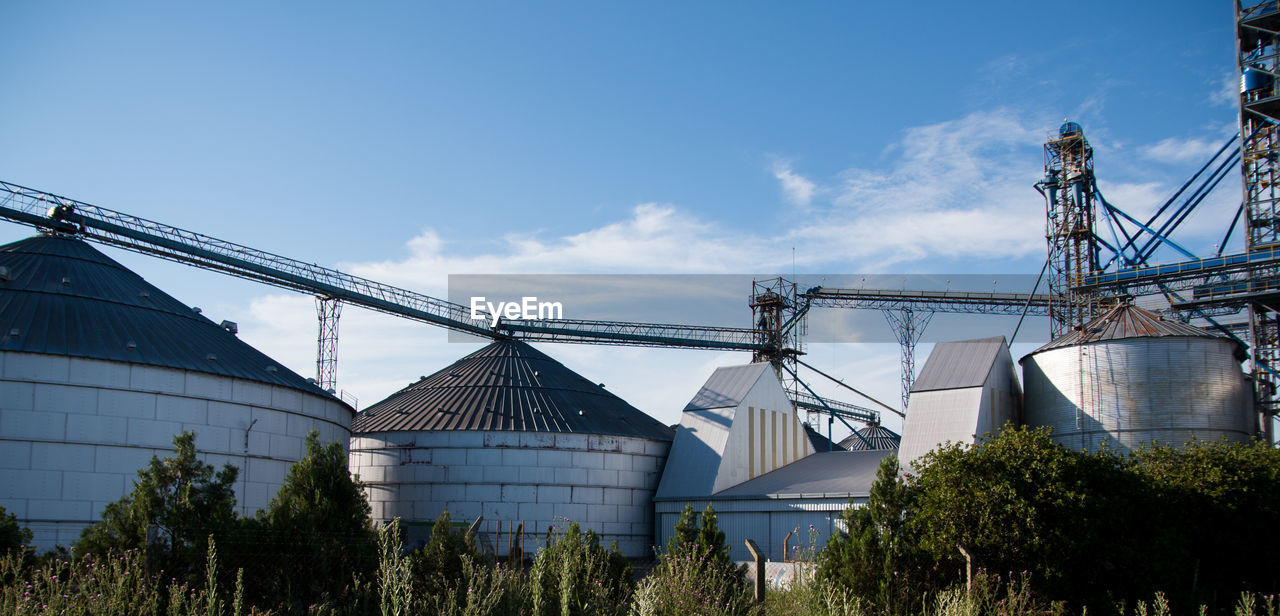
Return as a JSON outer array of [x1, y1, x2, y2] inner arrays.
[[912, 337, 1006, 393], [683, 363, 769, 411], [1024, 336, 1253, 452], [717, 511, 769, 561]]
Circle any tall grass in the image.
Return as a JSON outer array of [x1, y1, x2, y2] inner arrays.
[[0, 540, 245, 616]]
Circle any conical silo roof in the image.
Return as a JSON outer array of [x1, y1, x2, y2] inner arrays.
[[0, 234, 337, 398], [352, 339, 675, 440], [840, 424, 901, 451], [1027, 303, 1232, 355]]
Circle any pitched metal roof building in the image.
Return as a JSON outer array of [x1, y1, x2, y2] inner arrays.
[[897, 336, 1020, 468], [350, 339, 673, 557], [0, 234, 353, 550]]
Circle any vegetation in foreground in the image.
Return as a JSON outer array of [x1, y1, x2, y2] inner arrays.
[[1, 426, 1278, 615]]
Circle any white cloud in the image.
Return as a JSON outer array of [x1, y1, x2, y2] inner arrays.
[[1210, 71, 1238, 108], [772, 161, 816, 206], [1142, 136, 1223, 164], [787, 109, 1049, 269]]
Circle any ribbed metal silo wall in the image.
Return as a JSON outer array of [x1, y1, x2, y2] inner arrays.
[[351, 430, 670, 558], [1022, 337, 1253, 452]]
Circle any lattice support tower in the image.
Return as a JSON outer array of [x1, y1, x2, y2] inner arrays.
[[1040, 121, 1104, 339], [883, 307, 933, 412], [315, 296, 342, 393], [750, 278, 805, 400], [1238, 0, 1280, 440]]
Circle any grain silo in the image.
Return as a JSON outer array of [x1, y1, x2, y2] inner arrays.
[[0, 234, 354, 550], [349, 339, 673, 558], [1021, 303, 1253, 452]]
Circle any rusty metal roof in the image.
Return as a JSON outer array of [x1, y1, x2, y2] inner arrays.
[[840, 424, 901, 451], [1030, 303, 1226, 354], [352, 339, 674, 440], [0, 234, 344, 401]]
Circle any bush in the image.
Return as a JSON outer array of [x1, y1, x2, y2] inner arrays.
[[635, 504, 750, 616], [75, 431, 238, 579], [819, 455, 932, 613], [818, 427, 1280, 615], [908, 426, 1145, 608], [408, 509, 481, 606], [234, 430, 378, 612], [531, 521, 632, 616], [0, 505, 31, 555]]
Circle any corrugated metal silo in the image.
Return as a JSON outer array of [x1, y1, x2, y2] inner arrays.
[[839, 424, 901, 451], [0, 235, 354, 550], [1020, 303, 1253, 452], [349, 339, 673, 558]]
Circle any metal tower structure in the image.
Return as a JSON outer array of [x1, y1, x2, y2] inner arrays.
[[315, 296, 341, 393], [1238, 0, 1280, 438], [749, 278, 807, 391], [1039, 120, 1105, 338]]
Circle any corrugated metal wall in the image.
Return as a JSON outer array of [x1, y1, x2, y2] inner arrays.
[[655, 501, 853, 562]]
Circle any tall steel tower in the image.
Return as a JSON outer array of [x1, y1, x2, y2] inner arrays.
[[1039, 121, 1103, 339], [1237, 1, 1280, 439]]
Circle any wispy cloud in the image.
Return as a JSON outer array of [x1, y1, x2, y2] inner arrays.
[[772, 160, 816, 206], [1210, 71, 1238, 108], [1142, 136, 1223, 164], [787, 109, 1049, 269]]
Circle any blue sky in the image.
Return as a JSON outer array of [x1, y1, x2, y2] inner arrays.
[[0, 2, 1245, 435]]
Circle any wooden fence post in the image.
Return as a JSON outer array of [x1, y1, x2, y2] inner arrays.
[[745, 539, 766, 603]]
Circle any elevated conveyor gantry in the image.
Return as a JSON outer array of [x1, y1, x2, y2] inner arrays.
[[0, 180, 874, 425]]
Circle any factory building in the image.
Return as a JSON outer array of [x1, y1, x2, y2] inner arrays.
[[0, 235, 353, 550], [655, 362, 876, 562], [896, 336, 1021, 468], [1021, 303, 1254, 452], [349, 339, 672, 558]]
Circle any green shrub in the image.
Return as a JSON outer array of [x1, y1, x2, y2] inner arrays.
[[75, 431, 238, 580], [531, 521, 632, 616], [408, 509, 481, 606], [635, 504, 750, 616], [425, 554, 531, 616], [0, 506, 31, 555], [234, 430, 378, 612]]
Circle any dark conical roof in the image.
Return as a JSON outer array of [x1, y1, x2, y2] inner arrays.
[[0, 234, 340, 400], [353, 339, 674, 440], [1028, 303, 1229, 355], [803, 423, 846, 452], [840, 424, 901, 451]]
